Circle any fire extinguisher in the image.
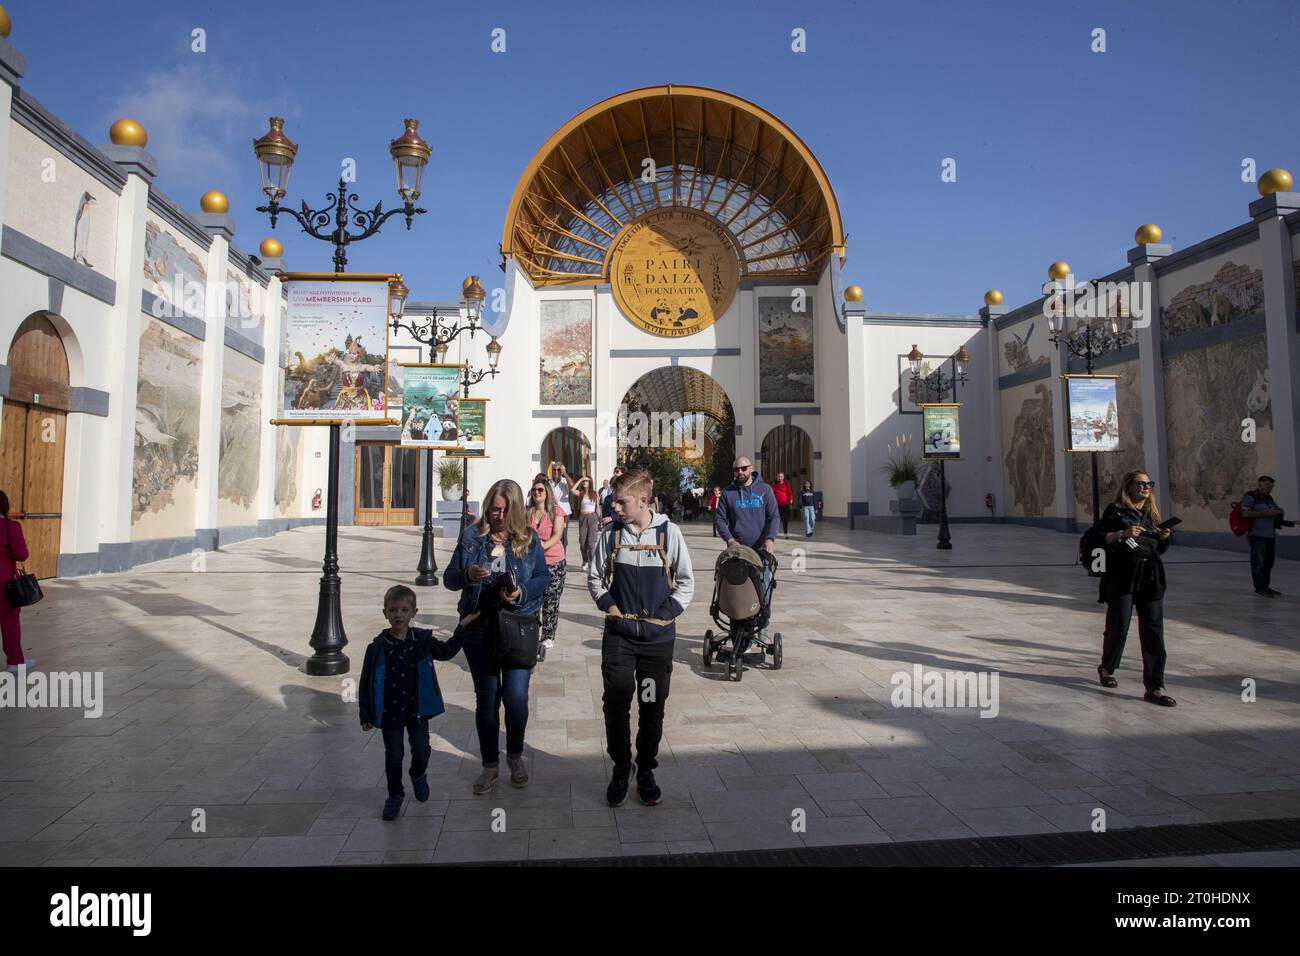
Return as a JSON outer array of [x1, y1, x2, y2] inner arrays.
[[984, 493, 995, 512], [312, 488, 323, 511]]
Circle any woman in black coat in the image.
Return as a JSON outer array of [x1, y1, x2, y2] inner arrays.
[[1097, 470, 1176, 706]]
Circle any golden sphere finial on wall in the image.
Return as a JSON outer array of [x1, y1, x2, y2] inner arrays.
[[1134, 223, 1163, 245], [1047, 261, 1071, 281], [1258, 168, 1294, 196], [259, 238, 282, 258], [983, 289, 1004, 306], [199, 191, 229, 214], [0, 6, 13, 39], [844, 284, 864, 302], [109, 118, 148, 147]]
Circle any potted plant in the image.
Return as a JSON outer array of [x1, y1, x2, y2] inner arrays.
[[437, 459, 464, 502], [879, 438, 919, 500]]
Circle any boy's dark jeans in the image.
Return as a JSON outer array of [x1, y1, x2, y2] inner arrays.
[[382, 718, 431, 798], [601, 628, 674, 773], [1249, 535, 1275, 591]]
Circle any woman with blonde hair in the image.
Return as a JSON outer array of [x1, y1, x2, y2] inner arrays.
[[572, 475, 601, 572], [444, 478, 550, 792], [1096, 469, 1176, 706], [528, 473, 568, 660]]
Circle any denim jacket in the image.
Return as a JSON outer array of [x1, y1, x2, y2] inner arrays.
[[443, 525, 550, 618]]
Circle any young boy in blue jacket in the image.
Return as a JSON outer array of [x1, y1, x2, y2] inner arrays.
[[359, 585, 470, 821], [588, 470, 694, 808]]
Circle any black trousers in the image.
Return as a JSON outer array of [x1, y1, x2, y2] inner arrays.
[[1101, 594, 1166, 692], [382, 717, 430, 797], [1249, 535, 1275, 591], [779, 507, 790, 535], [601, 629, 673, 773]]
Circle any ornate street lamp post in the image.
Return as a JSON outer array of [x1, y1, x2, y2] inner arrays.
[[390, 276, 502, 584], [1045, 261, 1135, 525], [908, 343, 970, 550], [253, 117, 430, 675]]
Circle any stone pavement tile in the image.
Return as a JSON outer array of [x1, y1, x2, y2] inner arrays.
[[342, 816, 444, 852], [1031, 802, 1137, 832], [0, 807, 70, 841], [1203, 851, 1300, 866], [704, 819, 804, 851], [666, 840, 715, 855], [30, 822, 94, 842], [952, 806, 1061, 837], [812, 799, 868, 817], [49, 822, 177, 860], [1081, 784, 1199, 817], [239, 834, 349, 866], [719, 773, 803, 792], [735, 746, 825, 776], [919, 778, 1055, 811], [800, 815, 892, 847], [442, 796, 572, 832], [334, 852, 385, 865], [620, 842, 668, 856], [854, 757, 949, 784], [614, 807, 708, 843], [887, 825, 982, 842], [1182, 789, 1300, 819], [432, 829, 528, 863], [858, 796, 964, 832], [1040, 787, 1097, 804], [166, 803, 324, 839], [142, 837, 257, 866], [879, 781, 928, 797], [56, 790, 180, 825], [0, 840, 65, 865], [649, 763, 726, 794], [247, 787, 336, 805], [308, 817, 359, 837], [574, 809, 615, 828], [528, 826, 623, 860], [691, 788, 822, 825], [796, 772, 890, 802]]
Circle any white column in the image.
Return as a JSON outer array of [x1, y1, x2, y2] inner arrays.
[[194, 232, 229, 543], [1253, 192, 1300, 523], [256, 275, 283, 525], [980, 304, 1008, 516], [1049, 310, 1072, 529], [1129, 243, 1173, 517]]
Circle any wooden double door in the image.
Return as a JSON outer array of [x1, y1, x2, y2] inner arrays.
[[354, 442, 420, 526]]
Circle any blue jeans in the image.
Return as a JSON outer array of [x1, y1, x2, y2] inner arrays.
[[803, 505, 816, 535], [461, 631, 531, 767]]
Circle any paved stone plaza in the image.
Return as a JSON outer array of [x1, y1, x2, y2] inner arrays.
[[1, 521, 1297, 866]]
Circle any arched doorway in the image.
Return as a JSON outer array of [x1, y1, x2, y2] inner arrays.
[[760, 424, 813, 489], [2, 314, 70, 578], [540, 426, 591, 483]]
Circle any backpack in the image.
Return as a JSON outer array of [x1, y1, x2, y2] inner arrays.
[[1228, 497, 1253, 536], [1077, 523, 1108, 577], [601, 521, 675, 591]]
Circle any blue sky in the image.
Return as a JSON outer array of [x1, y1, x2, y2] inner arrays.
[[9, 0, 1299, 312]]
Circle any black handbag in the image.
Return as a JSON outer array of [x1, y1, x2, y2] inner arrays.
[[493, 608, 540, 669], [4, 518, 43, 609]]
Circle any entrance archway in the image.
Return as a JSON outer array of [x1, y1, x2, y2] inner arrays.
[[540, 427, 592, 482], [759, 424, 813, 489], [2, 314, 70, 578]]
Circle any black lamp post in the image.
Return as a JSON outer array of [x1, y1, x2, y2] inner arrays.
[[1045, 264, 1134, 525], [389, 276, 502, 584], [908, 343, 970, 550], [253, 116, 430, 676]]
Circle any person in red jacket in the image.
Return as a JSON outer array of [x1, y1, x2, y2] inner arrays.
[[771, 472, 794, 537], [0, 491, 32, 670]]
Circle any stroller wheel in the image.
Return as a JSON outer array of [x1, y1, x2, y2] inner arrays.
[[728, 656, 743, 682], [772, 633, 783, 670], [702, 629, 714, 668]]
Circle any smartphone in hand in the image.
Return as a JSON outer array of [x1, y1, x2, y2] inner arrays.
[[1157, 517, 1182, 530]]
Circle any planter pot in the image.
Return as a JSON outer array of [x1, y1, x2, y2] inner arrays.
[[893, 481, 916, 500], [441, 486, 462, 502]]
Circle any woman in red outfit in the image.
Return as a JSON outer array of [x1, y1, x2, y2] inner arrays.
[[0, 491, 32, 669], [771, 472, 794, 537]]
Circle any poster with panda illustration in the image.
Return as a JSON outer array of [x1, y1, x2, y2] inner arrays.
[[398, 364, 465, 448]]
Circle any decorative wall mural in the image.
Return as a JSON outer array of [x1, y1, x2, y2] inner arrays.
[[132, 317, 202, 536], [1002, 381, 1055, 517], [1071, 361, 1144, 517], [539, 300, 592, 405], [226, 269, 263, 335], [758, 297, 814, 403], [1163, 334, 1274, 532], [999, 318, 1049, 376], [219, 347, 262, 521], [1160, 260, 1264, 341], [143, 219, 207, 306], [73, 191, 96, 267], [275, 381, 301, 516]]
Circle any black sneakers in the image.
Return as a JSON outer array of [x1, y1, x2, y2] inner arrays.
[[636, 770, 662, 806], [606, 763, 632, 807]]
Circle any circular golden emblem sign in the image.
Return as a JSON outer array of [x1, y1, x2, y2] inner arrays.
[[607, 207, 741, 337]]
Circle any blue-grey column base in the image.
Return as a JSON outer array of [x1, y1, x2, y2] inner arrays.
[[857, 514, 918, 535]]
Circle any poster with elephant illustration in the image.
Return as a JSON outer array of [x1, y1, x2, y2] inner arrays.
[[280, 275, 397, 422], [398, 364, 465, 448], [1065, 375, 1120, 452]]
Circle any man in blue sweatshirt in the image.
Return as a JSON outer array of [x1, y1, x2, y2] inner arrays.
[[588, 470, 694, 808], [714, 456, 780, 658]]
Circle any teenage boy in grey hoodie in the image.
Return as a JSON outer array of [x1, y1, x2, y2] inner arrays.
[[588, 470, 694, 807]]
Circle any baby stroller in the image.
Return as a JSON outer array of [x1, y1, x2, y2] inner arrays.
[[701, 543, 782, 682]]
